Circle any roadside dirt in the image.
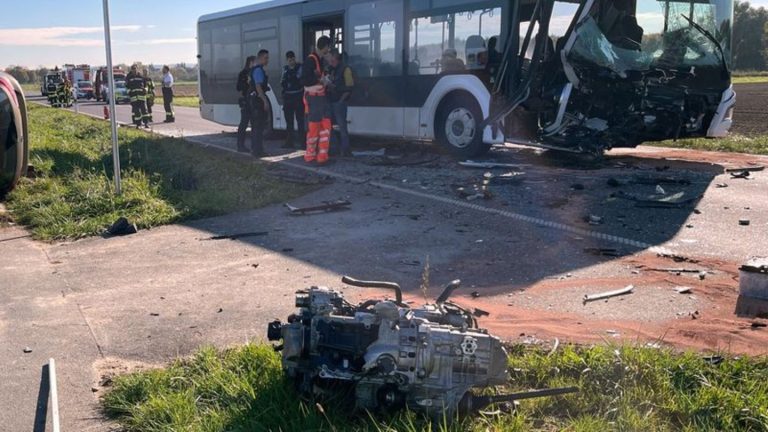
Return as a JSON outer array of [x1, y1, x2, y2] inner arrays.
[[732, 82, 768, 137]]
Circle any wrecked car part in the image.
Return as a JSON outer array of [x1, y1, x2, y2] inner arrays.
[[583, 285, 634, 304], [285, 200, 351, 215], [268, 277, 577, 419]]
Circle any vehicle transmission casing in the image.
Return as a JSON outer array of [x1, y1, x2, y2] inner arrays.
[[268, 285, 509, 418]]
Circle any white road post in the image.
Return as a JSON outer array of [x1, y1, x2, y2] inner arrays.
[[102, 0, 122, 195], [49, 358, 60, 432]]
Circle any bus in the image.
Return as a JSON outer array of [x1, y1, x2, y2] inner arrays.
[[198, 0, 735, 157]]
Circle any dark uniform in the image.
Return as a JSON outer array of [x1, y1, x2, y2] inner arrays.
[[328, 60, 355, 156], [249, 64, 269, 157], [126, 71, 149, 127], [145, 76, 156, 123], [236, 66, 254, 152], [280, 62, 305, 148]]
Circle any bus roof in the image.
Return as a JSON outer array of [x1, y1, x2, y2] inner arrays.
[[199, 0, 304, 23]]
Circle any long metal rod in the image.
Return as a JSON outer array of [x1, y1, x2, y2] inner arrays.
[[49, 358, 60, 432], [102, 0, 122, 195]]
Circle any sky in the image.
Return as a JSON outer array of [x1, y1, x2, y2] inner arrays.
[[2, 0, 767, 69], [0, 0, 267, 68]]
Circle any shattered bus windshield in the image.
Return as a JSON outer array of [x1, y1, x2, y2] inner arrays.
[[570, 0, 733, 76]]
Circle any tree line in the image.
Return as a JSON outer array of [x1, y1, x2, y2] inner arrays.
[[3, 63, 199, 85], [4, 1, 768, 82]]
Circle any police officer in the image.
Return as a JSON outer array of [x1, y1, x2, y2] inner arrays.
[[126, 65, 149, 128], [280, 51, 304, 149], [236, 56, 257, 153], [143, 68, 155, 123], [249, 49, 270, 157], [301, 36, 333, 164], [161, 65, 175, 123]]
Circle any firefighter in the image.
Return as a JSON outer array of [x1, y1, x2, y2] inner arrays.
[[248, 49, 270, 157], [143, 68, 155, 123], [126, 65, 149, 128], [56, 76, 72, 108], [161, 65, 175, 123], [301, 36, 333, 164], [280, 51, 304, 149]]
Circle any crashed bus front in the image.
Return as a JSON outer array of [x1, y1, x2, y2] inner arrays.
[[494, 0, 735, 154]]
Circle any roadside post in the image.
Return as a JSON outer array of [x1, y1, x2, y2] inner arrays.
[[102, 0, 122, 195]]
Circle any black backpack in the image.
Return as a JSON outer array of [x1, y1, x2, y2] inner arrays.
[[236, 68, 250, 95]]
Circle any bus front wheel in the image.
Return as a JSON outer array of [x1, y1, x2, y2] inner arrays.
[[435, 95, 489, 158]]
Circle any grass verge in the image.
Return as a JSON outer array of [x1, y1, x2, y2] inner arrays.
[[173, 96, 200, 108], [102, 343, 768, 432], [732, 76, 768, 84], [652, 134, 768, 156], [6, 104, 309, 240]]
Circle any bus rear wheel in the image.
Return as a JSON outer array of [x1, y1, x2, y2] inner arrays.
[[435, 95, 490, 159]]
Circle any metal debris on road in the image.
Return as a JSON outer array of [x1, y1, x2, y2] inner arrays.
[[739, 219, 751, 226], [351, 148, 386, 157], [725, 166, 764, 173], [285, 200, 351, 215], [751, 321, 767, 329], [487, 171, 525, 184], [399, 259, 421, 266], [204, 231, 268, 241], [459, 160, 526, 170], [632, 175, 692, 186], [584, 247, 620, 257], [583, 285, 634, 304], [675, 287, 692, 294], [616, 191, 698, 209], [716, 183, 729, 188], [730, 171, 751, 179], [23, 347, 32, 353], [587, 215, 603, 225], [655, 185, 667, 195]]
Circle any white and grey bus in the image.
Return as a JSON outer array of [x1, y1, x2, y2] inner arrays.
[[198, 0, 735, 157]]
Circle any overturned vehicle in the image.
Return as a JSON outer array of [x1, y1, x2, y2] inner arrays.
[[268, 277, 577, 419], [492, 0, 736, 155]]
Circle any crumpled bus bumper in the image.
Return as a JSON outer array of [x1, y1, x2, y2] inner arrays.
[[707, 85, 736, 138]]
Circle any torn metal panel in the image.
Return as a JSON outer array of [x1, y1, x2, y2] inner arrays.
[[285, 200, 351, 215]]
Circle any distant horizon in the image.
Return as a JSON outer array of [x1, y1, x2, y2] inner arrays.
[[0, 0, 269, 70]]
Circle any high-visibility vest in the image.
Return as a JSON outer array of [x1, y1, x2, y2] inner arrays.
[[305, 52, 325, 97]]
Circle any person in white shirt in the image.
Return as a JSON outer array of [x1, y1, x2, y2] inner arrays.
[[161, 65, 175, 123]]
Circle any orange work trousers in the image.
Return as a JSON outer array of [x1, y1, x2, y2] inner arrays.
[[304, 93, 332, 164]]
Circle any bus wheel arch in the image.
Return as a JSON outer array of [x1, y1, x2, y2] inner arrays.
[[434, 90, 489, 158]]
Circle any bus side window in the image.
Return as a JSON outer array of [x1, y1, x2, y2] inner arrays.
[[348, 1, 403, 78], [409, 7, 502, 75]]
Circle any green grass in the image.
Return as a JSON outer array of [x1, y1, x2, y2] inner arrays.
[[651, 134, 768, 156], [5, 104, 309, 240], [102, 343, 768, 432], [174, 96, 200, 108], [732, 76, 768, 84], [21, 83, 40, 94]]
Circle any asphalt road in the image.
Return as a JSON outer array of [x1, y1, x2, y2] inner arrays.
[[4, 94, 768, 431]]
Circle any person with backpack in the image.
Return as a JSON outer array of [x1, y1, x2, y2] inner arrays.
[[236, 55, 257, 153], [327, 49, 355, 157], [280, 51, 304, 149]]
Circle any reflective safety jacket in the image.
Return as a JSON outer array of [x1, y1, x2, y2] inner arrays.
[[145, 77, 156, 103], [126, 72, 147, 101]]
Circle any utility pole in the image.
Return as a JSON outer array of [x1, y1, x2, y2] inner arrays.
[[102, 0, 122, 195]]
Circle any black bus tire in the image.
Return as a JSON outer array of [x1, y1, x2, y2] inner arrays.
[[434, 94, 490, 158]]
